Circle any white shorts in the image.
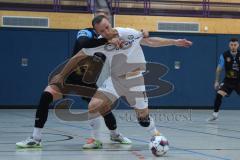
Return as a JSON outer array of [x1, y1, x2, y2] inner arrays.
[[98, 75, 148, 109]]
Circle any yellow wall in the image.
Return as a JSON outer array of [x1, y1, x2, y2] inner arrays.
[[115, 15, 240, 34], [0, 10, 93, 29], [1, 10, 240, 34]]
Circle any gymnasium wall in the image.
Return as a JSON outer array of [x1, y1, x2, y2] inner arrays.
[[0, 27, 240, 109], [115, 15, 240, 34], [1, 10, 240, 109], [0, 10, 92, 29], [1, 10, 240, 34]]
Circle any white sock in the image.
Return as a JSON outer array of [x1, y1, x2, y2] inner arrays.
[[32, 127, 42, 140], [89, 117, 101, 140], [146, 116, 159, 136], [213, 112, 219, 117], [110, 129, 118, 136]]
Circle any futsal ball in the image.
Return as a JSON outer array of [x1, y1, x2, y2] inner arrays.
[[149, 135, 169, 156]]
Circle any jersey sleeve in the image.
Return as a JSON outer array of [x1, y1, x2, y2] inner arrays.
[[125, 28, 142, 38], [72, 30, 107, 57], [218, 54, 225, 68], [76, 29, 93, 39]]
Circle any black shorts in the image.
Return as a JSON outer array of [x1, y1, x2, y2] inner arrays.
[[219, 79, 240, 96], [65, 71, 97, 88], [65, 69, 97, 103]]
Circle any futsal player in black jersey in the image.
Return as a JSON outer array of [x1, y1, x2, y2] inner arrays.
[[208, 38, 240, 121]]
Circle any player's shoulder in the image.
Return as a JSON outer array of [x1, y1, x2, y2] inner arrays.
[[115, 27, 139, 34], [77, 28, 96, 39], [115, 27, 142, 39]]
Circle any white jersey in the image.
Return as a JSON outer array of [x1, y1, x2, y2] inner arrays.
[[82, 27, 146, 86]]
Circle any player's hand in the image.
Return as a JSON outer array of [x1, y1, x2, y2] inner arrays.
[[214, 81, 220, 90], [50, 74, 64, 86], [174, 39, 192, 48], [141, 29, 149, 38], [108, 37, 124, 49]]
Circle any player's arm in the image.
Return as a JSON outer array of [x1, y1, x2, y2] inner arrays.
[[61, 50, 87, 77], [214, 54, 224, 89], [73, 29, 108, 55], [50, 50, 88, 85], [84, 38, 107, 48], [77, 36, 124, 50], [140, 29, 149, 38], [73, 36, 107, 56], [140, 37, 192, 48]]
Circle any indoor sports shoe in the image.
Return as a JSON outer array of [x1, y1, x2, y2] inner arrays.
[[82, 138, 103, 149], [16, 137, 42, 148], [207, 115, 218, 121], [110, 133, 132, 144], [207, 112, 218, 122]]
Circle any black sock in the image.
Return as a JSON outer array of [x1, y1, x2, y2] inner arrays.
[[214, 93, 223, 112], [103, 112, 117, 130], [34, 92, 53, 128]]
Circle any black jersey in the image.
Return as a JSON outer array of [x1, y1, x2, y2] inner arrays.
[[72, 28, 107, 56], [65, 28, 107, 89], [218, 50, 240, 80]]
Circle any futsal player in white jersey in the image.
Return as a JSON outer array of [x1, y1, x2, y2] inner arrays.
[[53, 15, 192, 149]]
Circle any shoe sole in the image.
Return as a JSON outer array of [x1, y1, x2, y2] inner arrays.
[[110, 139, 132, 144], [207, 118, 218, 122], [16, 144, 42, 149], [82, 146, 103, 149], [82, 143, 103, 149], [82, 147, 103, 149]]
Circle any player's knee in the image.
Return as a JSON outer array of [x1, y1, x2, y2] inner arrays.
[[44, 85, 62, 100], [138, 115, 150, 127], [217, 90, 227, 97], [88, 99, 102, 113]]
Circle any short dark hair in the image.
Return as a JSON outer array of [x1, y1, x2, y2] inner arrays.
[[230, 37, 239, 42], [92, 15, 107, 28]]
